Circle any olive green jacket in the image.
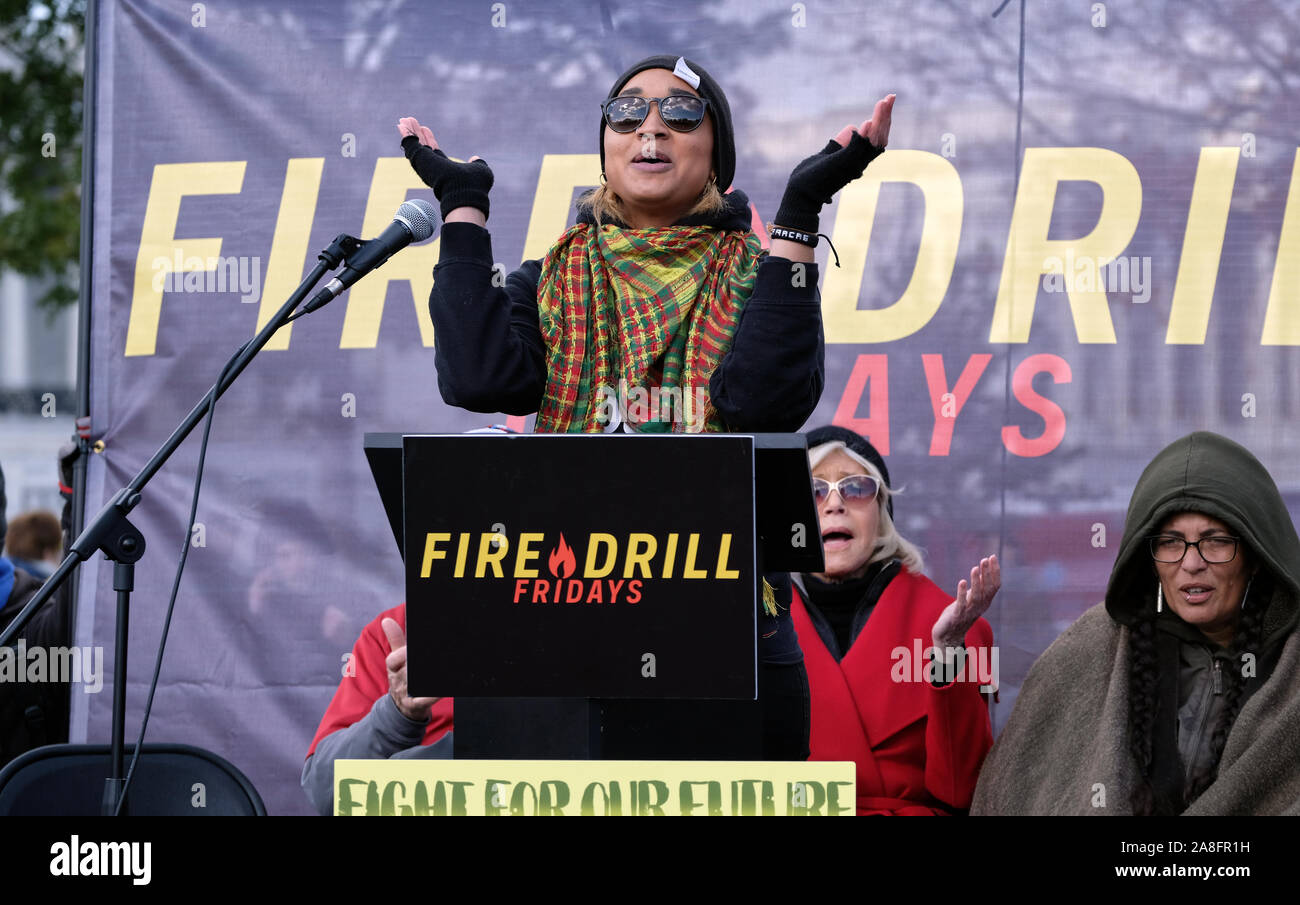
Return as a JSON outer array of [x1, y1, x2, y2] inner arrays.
[[971, 432, 1300, 815]]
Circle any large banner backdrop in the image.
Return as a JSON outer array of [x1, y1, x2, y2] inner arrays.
[[80, 0, 1300, 814]]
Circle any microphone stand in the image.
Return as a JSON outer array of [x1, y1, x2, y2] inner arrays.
[[1, 232, 363, 815]]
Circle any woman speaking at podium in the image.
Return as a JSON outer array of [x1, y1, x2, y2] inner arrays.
[[398, 54, 894, 433]]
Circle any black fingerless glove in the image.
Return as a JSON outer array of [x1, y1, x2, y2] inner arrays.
[[401, 134, 494, 222], [774, 131, 884, 235]]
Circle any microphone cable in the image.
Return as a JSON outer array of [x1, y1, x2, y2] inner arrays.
[[113, 339, 244, 815]]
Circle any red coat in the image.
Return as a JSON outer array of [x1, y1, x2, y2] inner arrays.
[[793, 568, 994, 815], [307, 603, 454, 756]]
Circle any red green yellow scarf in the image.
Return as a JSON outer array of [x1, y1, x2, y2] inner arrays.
[[534, 223, 762, 433]]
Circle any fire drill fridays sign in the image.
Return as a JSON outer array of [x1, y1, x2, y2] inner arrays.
[[333, 760, 855, 816], [402, 435, 757, 698]]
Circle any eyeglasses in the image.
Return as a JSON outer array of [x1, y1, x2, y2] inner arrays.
[[601, 94, 710, 133], [1148, 535, 1240, 564], [812, 474, 880, 505]]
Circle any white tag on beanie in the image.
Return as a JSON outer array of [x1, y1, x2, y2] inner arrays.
[[672, 57, 701, 90]]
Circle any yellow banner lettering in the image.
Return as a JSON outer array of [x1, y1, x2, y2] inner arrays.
[[990, 148, 1141, 343], [1166, 147, 1238, 344], [823, 150, 963, 343], [521, 154, 601, 263], [257, 157, 325, 350], [1261, 149, 1300, 346], [338, 158, 439, 349], [126, 161, 247, 357]]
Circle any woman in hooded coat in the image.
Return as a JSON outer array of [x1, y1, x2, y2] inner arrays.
[[972, 431, 1300, 815]]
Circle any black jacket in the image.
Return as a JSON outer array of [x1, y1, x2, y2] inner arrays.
[[1, 567, 72, 765], [428, 190, 825, 432], [1150, 605, 1284, 812]]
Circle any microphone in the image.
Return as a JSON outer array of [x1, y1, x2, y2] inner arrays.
[[303, 199, 437, 312]]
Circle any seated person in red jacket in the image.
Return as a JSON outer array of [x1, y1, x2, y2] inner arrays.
[[301, 603, 452, 816], [792, 426, 999, 815]]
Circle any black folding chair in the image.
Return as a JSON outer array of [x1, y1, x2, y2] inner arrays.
[[0, 743, 266, 815]]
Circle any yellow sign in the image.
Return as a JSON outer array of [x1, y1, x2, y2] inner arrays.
[[333, 760, 855, 816]]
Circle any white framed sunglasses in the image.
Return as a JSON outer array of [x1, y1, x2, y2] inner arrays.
[[812, 474, 880, 505]]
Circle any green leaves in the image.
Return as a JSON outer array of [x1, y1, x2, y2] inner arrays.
[[0, 0, 85, 312]]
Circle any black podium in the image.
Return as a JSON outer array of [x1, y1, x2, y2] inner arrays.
[[364, 433, 821, 760]]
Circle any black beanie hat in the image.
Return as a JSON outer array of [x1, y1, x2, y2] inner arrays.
[[599, 54, 736, 192], [806, 425, 894, 518]]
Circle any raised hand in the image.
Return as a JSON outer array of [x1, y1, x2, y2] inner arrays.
[[381, 616, 440, 723], [398, 116, 437, 149], [931, 554, 1000, 651], [858, 93, 894, 150], [397, 116, 493, 222], [774, 94, 895, 235]]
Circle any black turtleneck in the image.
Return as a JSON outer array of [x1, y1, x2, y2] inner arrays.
[[800, 560, 896, 659]]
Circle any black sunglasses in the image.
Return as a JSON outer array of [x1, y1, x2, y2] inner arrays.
[[601, 94, 710, 133]]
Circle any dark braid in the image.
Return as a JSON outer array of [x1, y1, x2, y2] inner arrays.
[[1185, 582, 1268, 803], [1126, 610, 1161, 816]]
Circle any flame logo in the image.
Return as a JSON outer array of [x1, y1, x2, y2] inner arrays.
[[548, 534, 577, 579]]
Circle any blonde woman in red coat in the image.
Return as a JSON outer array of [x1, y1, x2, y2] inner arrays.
[[792, 426, 1000, 815]]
